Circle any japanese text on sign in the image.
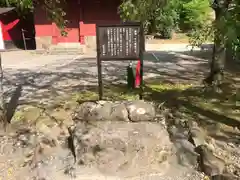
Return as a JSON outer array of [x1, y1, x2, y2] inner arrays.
[[97, 26, 141, 60]]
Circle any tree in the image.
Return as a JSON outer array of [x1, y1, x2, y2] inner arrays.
[[119, 0, 179, 38], [187, 0, 239, 89], [204, 0, 235, 89]]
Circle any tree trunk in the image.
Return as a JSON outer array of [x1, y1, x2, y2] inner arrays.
[[148, 18, 156, 35], [226, 42, 233, 59], [205, 3, 226, 90], [205, 0, 233, 90]]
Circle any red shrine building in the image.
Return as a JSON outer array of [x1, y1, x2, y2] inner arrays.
[[34, 0, 121, 49], [0, 0, 121, 50]]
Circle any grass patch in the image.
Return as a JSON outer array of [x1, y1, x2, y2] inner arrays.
[[72, 91, 99, 102], [71, 84, 140, 102], [11, 106, 42, 123], [12, 110, 25, 122], [148, 83, 193, 92]]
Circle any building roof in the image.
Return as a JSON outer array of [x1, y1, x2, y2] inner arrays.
[[0, 7, 15, 15]]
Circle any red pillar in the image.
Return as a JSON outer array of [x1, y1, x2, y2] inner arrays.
[[51, 23, 58, 44], [79, 21, 85, 44], [78, 0, 85, 45]]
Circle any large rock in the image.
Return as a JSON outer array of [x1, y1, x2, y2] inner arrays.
[[168, 125, 199, 167], [72, 121, 176, 177], [72, 101, 155, 122], [5, 100, 230, 179]]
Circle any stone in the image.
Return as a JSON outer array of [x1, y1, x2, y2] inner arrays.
[[89, 102, 129, 121], [64, 166, 77, 178], [126, 101, 155, 122], [14, 128, 37, 148], [101, 138, 127, 153], [72, 102, 97, 121], [110, 103, 129, 121], [37, 123, 61, 144], [71, 121, 175, 176], [90, 102, 113, 121], [175, 138, 199, 167], [189, 121, 206, 147], [73, 102, 119, 121], [36, 123, 52, 135], [73, 121, 88, 137], [168, 123, 200, 168], [224, 164, 240, 180], [196, 145, 225, 177], [96, 148, 126, 174], [41, 136, 57, 147], [211, 174, 240, 180], [73, 101, 155, 122], [168, 125, 189, 140]]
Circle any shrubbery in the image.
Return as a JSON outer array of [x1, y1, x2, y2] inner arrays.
[[119, 0, 212, 39]]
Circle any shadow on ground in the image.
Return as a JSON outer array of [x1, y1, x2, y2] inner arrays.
[[144, 85, 240, 126], [2, 49, 209, 104], [143, 72, 240, 146], [2, 50, 239, 134]]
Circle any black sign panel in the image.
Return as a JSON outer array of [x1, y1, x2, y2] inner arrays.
[[96, 23, 143, 60], [96, 22, 145, 100]]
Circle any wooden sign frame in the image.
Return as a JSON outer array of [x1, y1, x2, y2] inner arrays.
[[96, 22, 145, 100]]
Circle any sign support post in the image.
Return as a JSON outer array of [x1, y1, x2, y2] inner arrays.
[[139, 23, 145, 99], [96, 26, 103, 100]]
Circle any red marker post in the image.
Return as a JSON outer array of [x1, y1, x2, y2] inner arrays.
[[135, 60, 141, 88]]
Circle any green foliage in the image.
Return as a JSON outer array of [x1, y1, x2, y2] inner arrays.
[[225, 0, 240, 60], [188, 24, 214, 47], [42, 1, 68, 35], [179, 0, 214, 47], [180, 0, 212, 30], [119, 0, 179, 38], [0, 0, 67, 35], [119, 0, 213, 39], [187, 0, 239, 61], [154, 0, 180, 38]]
